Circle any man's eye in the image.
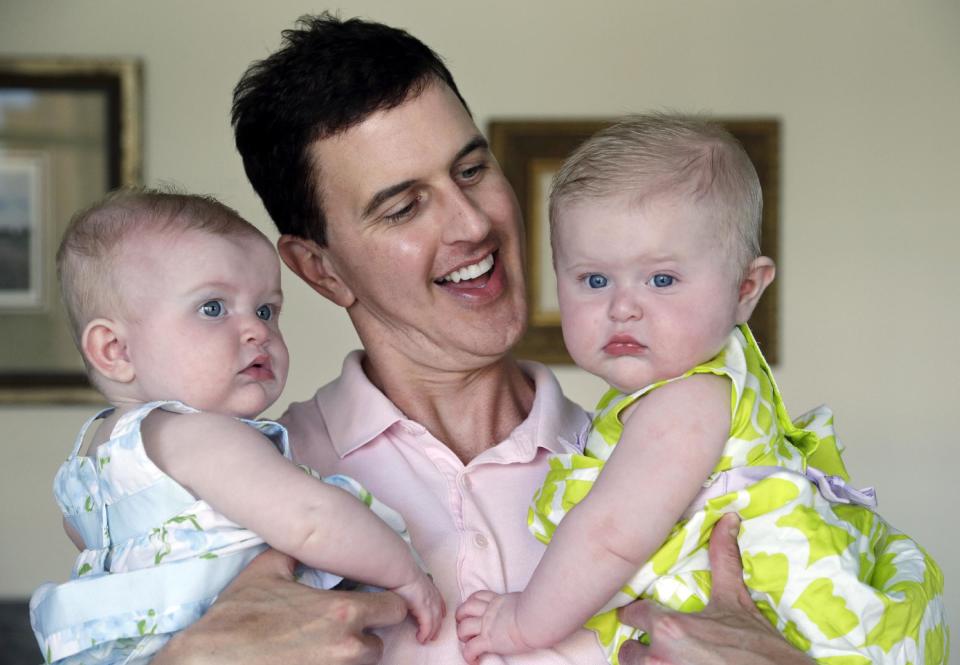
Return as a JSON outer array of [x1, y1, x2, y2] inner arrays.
[[586, 274, 608, 289], [650, 274, 675, 288], [200, 300, 225, 317], [459, 163, 487, 181], [256, 304, 273, 321], [384, 196, 419, 223]]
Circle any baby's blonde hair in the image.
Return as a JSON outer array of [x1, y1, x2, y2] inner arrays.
[[57, 187, 270, 352], [549, 113, 763, 275]]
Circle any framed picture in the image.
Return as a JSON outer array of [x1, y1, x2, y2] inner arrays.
[[0, 58, 142, 403], [0, 151, 46, 309], [489, 118, 780, 365]]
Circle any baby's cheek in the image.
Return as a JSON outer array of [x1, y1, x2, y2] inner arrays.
[[563, 329, 600, 373]]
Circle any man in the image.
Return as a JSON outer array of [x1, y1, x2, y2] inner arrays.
[[159, 13, 814, 665]]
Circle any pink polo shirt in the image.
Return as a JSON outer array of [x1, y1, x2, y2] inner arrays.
[[281, 351, 608, 664]]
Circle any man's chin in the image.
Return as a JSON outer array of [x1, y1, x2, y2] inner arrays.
[[464, 315, 527, 360]]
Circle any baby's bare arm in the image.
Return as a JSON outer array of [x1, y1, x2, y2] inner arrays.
[[456, 375, 732, 658], [520, 375, 731, 646], [142, 411, 425, 593]]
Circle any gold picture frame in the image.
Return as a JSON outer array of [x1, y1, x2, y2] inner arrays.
[[0, 57, 142, 403], [489, 118, 780, 365]]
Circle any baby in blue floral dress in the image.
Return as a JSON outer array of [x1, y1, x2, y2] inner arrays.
[[30, 189, 444, 664]]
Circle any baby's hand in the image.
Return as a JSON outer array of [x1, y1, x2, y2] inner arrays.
[[392, 572, 445, 643], [455, 590, 532, 664]]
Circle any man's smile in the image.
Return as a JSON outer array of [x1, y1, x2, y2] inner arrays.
[[436, 253, 495, 284]]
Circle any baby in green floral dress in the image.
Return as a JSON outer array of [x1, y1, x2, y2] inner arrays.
[[456, 115, 947, 665]]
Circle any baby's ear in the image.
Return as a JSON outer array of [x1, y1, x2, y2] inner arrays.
[[277, 234, 356, 308], [81, 318, 135, 383], [735, 256, 776, 324]]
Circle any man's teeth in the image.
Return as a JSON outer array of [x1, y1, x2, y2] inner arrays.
[[439, 254, 494, 283]]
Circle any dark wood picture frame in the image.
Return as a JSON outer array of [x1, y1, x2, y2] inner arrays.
[[0, 58, 142, 403], [489, 118, 780, 365]]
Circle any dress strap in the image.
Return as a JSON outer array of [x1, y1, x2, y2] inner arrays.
[[68, 407, 115, 458], [682, 465, 877, 520], [247, 418, 292, 458], [109, 400, 199, 440]]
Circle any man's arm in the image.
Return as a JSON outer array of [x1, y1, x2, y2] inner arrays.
[[617, 514, 815, 665], [153, 548, 407, 665]]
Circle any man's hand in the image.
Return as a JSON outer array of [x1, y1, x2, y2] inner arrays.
[[617, 514, 815, 665], [154, 548, 407, 665]]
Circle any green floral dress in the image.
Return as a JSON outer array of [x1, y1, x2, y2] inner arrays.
[[529, 325, 947, 664]]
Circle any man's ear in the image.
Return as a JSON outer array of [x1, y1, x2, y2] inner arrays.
[[277, 235, 356, 308], [81, 318, 135, 383], [735, 256, 776, 324]]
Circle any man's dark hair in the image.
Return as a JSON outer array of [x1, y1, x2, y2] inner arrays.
[[231, 12, 470, 245]]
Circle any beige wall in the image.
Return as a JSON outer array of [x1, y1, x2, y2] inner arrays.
[[1, 0, 956, 657]]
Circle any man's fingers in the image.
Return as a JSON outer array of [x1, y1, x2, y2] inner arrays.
[[220, 548, 297, 592], [619, 638, 675, 665], [617, 597, 660, 633], [617, 637, 646, 664], [249, 547, 299, 575], [706, 513, 750, 609], [353, 630, 387, 665], [352, 590, 408, 629]]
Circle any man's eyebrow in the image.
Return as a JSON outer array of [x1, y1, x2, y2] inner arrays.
[[362, 179, 417, 219], [454, 135, 489, 163], [360, 136, 490, 220]]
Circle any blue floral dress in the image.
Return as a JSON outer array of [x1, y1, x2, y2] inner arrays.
[[30, 401, 412, 665]]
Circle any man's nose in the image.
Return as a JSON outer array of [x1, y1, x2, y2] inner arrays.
[[441, 185, 491, 244]]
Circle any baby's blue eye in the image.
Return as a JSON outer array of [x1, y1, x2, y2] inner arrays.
[[586, 274, 608, 289], [200, 300, 225, 317], [650, 274, 675, 288], [256, 304, 273, 321]]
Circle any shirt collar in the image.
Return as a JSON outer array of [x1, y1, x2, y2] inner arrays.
[[316, 350, 407, 458], [316, 351, 590, 459], [510, 359, 590, 456]]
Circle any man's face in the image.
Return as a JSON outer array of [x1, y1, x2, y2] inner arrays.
[[309, 81, 527, 370]]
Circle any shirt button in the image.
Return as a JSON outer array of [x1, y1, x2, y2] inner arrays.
[[474, 533, 488, 548], [461, 475, 472, 490]]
